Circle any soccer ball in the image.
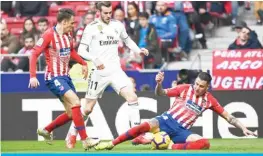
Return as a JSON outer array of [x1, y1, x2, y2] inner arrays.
[[151, 131, 171, 150]]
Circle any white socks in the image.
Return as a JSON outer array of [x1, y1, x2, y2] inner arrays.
[[128, 101, 141, 127]]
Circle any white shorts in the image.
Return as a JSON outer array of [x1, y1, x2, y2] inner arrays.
[[85, 68, 133, 99]]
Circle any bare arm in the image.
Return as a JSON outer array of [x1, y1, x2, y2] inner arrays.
[[155, 72, 167, 96], [220, 111, 257, 136]]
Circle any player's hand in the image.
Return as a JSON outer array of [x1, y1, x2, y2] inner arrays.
[[28, 77, 40, 88], [155, 72, 164, 84], [243, 129, 257, 137], [140, 48, 149, 56], [94, 58, 105, 70], [82, 65, 88, 80]]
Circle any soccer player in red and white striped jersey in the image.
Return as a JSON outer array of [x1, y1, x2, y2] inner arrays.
[[95, 72, 257, 150], [28, 8, 100, 150]]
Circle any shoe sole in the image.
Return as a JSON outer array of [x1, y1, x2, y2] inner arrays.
[[37, 129, 52, 145], [84, 140, 101, 151]]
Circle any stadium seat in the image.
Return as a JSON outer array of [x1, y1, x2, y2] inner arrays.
[[10, 28, 23, 37], [1, 13, 8, 18], [49, 5, 75, 16], [75, 6, 90, 16], [46, 16, 57, 26], [5, 17, 25, 29], [63, 1, 88, 6]]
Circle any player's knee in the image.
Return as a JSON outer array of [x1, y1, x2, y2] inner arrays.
[[71, 99, 81, 107], [65, 110, 72, 118], [126, 93, 138, 103]]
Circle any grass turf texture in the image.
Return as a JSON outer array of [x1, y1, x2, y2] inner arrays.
[[1, 139, 263, 153]]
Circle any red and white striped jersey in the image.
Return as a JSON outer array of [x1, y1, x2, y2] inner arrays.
[[30, 27, 86, 80], [165, 84, 224, 129]]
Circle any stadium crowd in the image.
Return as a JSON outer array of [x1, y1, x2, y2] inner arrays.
[[1, 1, 263, 72]]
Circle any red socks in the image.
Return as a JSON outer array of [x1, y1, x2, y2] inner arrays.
[[45, 112, 71, 133], [71, 106, 88, 140], [112, 122, 150, 146], [172, 139, 210, 150]]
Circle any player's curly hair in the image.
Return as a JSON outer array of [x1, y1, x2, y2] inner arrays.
[[96, 1, 112, 11]]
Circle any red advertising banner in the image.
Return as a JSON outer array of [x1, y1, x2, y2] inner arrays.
[[212, 49, 263, 90]]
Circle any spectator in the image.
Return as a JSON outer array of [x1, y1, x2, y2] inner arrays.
[[15, 1, 48, 17], [175, 1, 207, 49], [171, 69, 200, 87], [126, 2, 140, 39], [254, 1, 263, 25], [145, 1, 156, 16], [234, 20, 263, 48], [15, 33, 36, 72], [0, 22, 20, 54], [1, 33, 35, 72], [75, 11, 95, 48], [233, 20, 247, 34], [134, 12, 162, 69], [149, 1, 177, 62], [228, 27, 263, 50], [114, 8, 128, 25], [192, 2, 213, 29], [88, 1, 97, 12], [37, 17, 49, 35], [231, 1, 239, 28], [169, 2, 193, 60], [19, 17, 40, 46]]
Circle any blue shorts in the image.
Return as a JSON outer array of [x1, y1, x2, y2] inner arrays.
[[45, 76, 76, 101], [155, 112, 192, 143]]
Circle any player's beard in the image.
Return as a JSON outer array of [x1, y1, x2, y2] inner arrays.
[[101, 17, 110, 24]]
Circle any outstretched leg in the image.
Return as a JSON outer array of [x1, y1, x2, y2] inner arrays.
[[95, 118, 159, 150]]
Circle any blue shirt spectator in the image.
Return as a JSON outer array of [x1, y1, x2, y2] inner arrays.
[[138, 27, 148, 48], [149, 2, 177, 41]]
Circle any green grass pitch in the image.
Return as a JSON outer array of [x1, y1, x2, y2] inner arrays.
[[1, 139, 263, 153]]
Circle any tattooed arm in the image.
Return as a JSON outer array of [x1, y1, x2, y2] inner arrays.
[[155, 82, 166, 96], [220, 111, 257, 137]]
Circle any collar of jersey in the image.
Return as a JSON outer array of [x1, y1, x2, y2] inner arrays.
[[53, 26, 67, 35]]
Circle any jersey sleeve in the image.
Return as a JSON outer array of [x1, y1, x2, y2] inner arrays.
[[80, 25, 93, 47], [29, 31, 52, 78], [78, 24, 97, 61], [209, 95, 224, 114], [165, 84, 188, 97], [119, 21, 141, 53], [119, 22, 129, 40]]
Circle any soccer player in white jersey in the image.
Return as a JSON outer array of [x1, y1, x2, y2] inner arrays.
[[65, 2, 149, 148]]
